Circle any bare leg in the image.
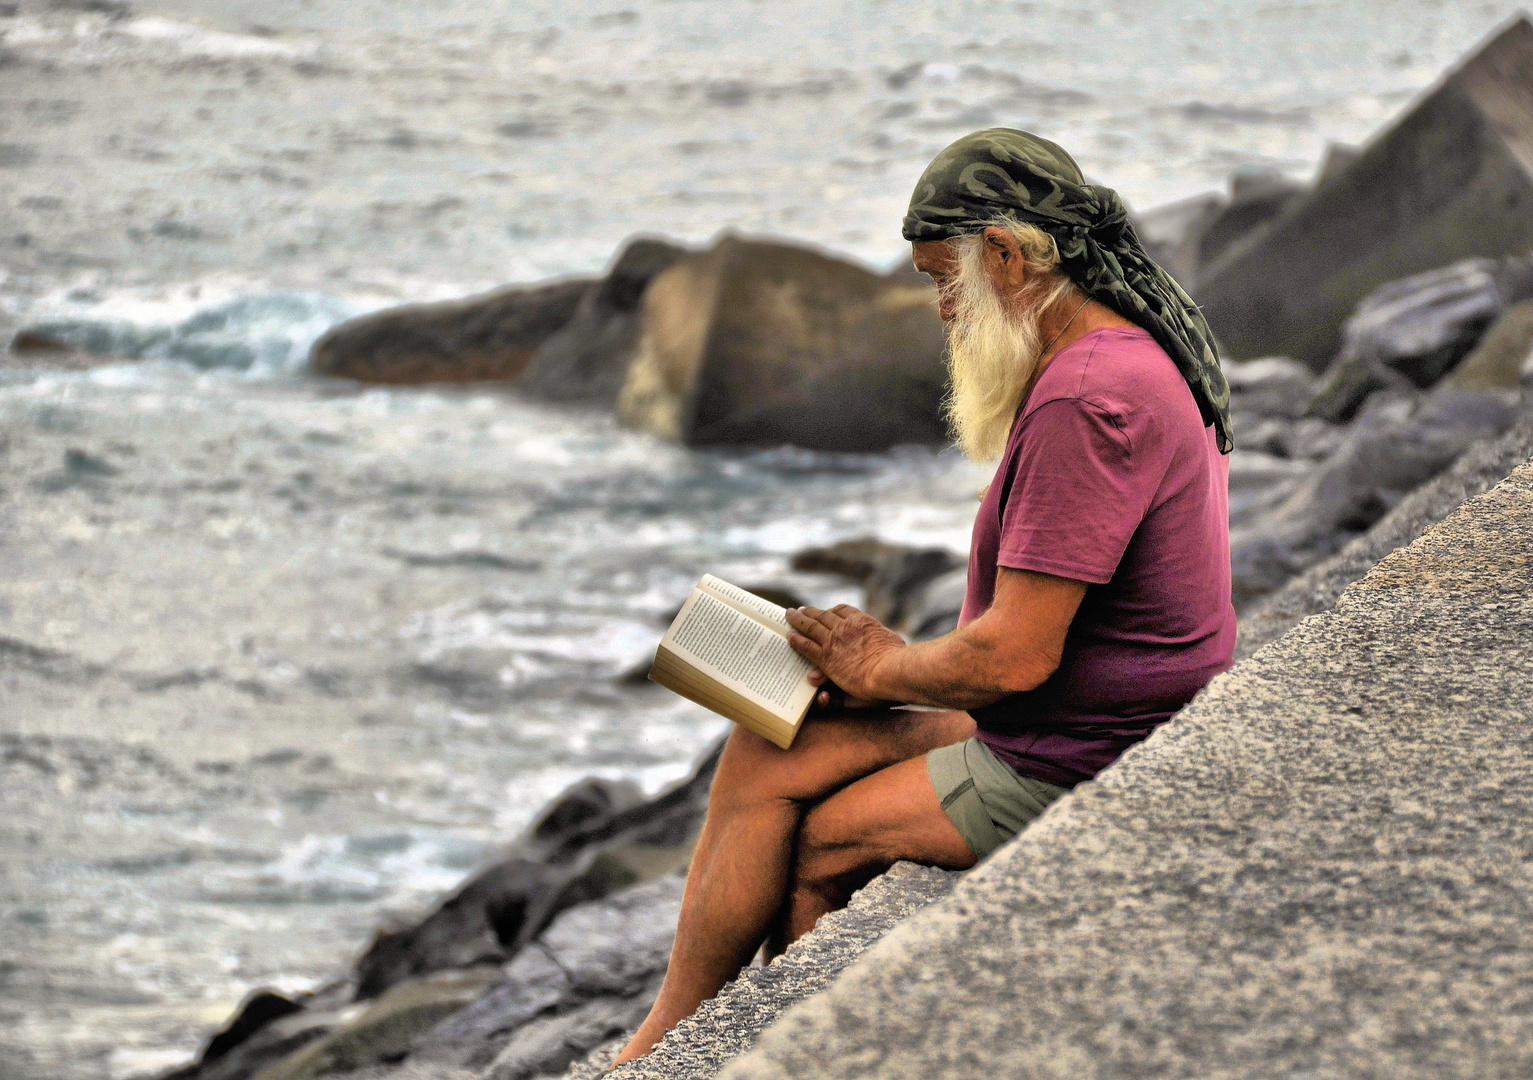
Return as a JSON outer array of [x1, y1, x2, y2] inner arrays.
[[777, 755, 979, 951], [612, 710, 973, 1065]]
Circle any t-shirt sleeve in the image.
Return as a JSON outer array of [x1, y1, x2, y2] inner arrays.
[[995, 397, 1162, 584]]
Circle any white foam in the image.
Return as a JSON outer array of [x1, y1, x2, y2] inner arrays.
[[118, 18, 314, 60]]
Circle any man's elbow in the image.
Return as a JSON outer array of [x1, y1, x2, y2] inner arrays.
[[992, 652, 1060, 696]]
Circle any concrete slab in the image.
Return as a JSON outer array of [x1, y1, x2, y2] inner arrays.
[[722, 460, 1533, 1080]]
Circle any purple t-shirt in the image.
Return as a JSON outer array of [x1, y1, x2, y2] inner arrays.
[[961, 326, 1235, 788]]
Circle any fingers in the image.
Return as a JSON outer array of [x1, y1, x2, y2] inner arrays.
[[787, 632, 823, 663], [786, 607, 832, 646]]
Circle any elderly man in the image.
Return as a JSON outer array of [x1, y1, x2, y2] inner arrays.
[[614, 129, 1236, 1065]]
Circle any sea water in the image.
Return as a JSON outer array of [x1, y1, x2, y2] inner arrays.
[[0, 1, 1519, 1075]]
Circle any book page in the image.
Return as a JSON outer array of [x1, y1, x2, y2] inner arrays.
[[696, 574, 793, 634], [664, 591, 813, 711]]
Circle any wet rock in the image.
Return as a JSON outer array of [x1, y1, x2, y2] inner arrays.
[[199, 991, 307, 1067], [1193, 168, 1307, 273], [1444, 298, 1533, 390], [1316, 141, 1361, 184], [1222, 356, 1315, 419], [412, 876, 684, 1077], [1235, 415, 1349, 462], [616, 236, 949, 451], [1197, 18, 1533, 365], [789, 537, 962, 630], [309, 278, 592, 384], [353, 744, 718, 1001], [901, 567, 967, 642], [1230, 386, 1521, 607], [253, 968, 501, 1080], [1134, 192, 1223, 289], [1235, 406, 1533, 661], [514, 237, 691, 405], [1305, 256, 1533, 422]]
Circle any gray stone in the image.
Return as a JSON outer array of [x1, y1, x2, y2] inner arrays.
[[1192, 168, 1307, 276], [1306, 256, 1533, 422], [353, 747, 717, 1001], [1236, 404, 1533, 660], [1134, 192, 1224, 289], [721, 458, 1533, 1080], [616, 236, 949, 451], [251, 969, 502, 1080], [903, 567, 968, 642], [1197, 18, 1533, 365], [514, 237, 691, 405], [1221, 355, 1316, 419], [788, 537, 963, 632], [309, 279, 591, 385], [1230, 386, 1521, 606], [1445, 298, 1533, 391]]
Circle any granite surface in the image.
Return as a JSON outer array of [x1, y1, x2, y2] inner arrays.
[[721, 459, 1533, 1080]]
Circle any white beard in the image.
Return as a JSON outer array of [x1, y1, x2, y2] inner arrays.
[[942, 243, 1047, 462]]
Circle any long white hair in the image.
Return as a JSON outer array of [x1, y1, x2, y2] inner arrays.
[[940, 218, 1077, 461]]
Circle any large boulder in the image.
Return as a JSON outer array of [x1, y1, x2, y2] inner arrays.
[[309, 278, 592, 384], [1305, 255, 1533, 421], [1229, 386, 1522, 607], [1133, 170, 1306, 292], [790, 537, 963, 631], [1192, 168, 1307, 277], [616, 236, 950, 451], [514, 237, 692, 404], [1444, 297, 1533, 390], [1196, 17, 1533, 366]]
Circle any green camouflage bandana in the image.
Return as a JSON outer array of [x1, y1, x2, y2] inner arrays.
[[904, 128, 1233, 453]]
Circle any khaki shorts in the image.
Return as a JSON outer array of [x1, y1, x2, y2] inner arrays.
[[927, 737, 1068, 858]]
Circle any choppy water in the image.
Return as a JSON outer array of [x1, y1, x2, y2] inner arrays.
[[1, 1, 1525, 1077]]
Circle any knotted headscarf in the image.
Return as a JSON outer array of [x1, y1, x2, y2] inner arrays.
[[904, 128, 1233, 453]]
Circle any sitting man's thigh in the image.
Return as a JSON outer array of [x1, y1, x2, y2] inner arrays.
[[718, 708, 976, 806]]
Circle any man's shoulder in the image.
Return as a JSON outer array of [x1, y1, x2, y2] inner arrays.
[[1024, 327, 1193, 426]]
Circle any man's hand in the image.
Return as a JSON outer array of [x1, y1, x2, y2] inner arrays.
[[785, 604, 905, 704]]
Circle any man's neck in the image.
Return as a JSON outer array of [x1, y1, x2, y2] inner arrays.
[[1032, 291, 1138, 380]]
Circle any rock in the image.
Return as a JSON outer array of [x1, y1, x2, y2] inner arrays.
[[1192, 168, 1306, 274], [176, 990, 359, 1080], [1196, 18, 1533, 365], [1235, 405, 1533, 661], [1230, 386, 1521, 607], [515, 237, 692, 405], [1315, 141, 1361, 185], [411, 876, 686, 1077], [789, 537, 963, 631], [1221, 355, 1315, 419], [1134, 193, 1224, 289], [353, 747, 717, 1001], [1234, 415, 1349, 462], [900, 567, 968, 642], [251, 969, 501, 1080], [615, 235, 949, 451], [309, 278, 592, 384], [1305, 256, 1533, 422], [194, 991, 306, 1070], [1444, 298, 1533, 390]]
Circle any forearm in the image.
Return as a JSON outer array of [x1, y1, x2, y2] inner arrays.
[[867, 625, 1049, 711]]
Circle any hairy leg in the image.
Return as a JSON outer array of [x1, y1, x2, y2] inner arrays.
[[612, 709, 974, 1065], [773, 755, 979, 954]]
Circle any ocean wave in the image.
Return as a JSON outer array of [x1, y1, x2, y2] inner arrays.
[[14, 290, 362, 376]]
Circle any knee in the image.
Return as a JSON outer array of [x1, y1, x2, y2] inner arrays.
[[709, 727, 805, 813]]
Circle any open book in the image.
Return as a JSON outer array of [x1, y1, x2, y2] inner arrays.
[[649, 574, 817, 749]]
